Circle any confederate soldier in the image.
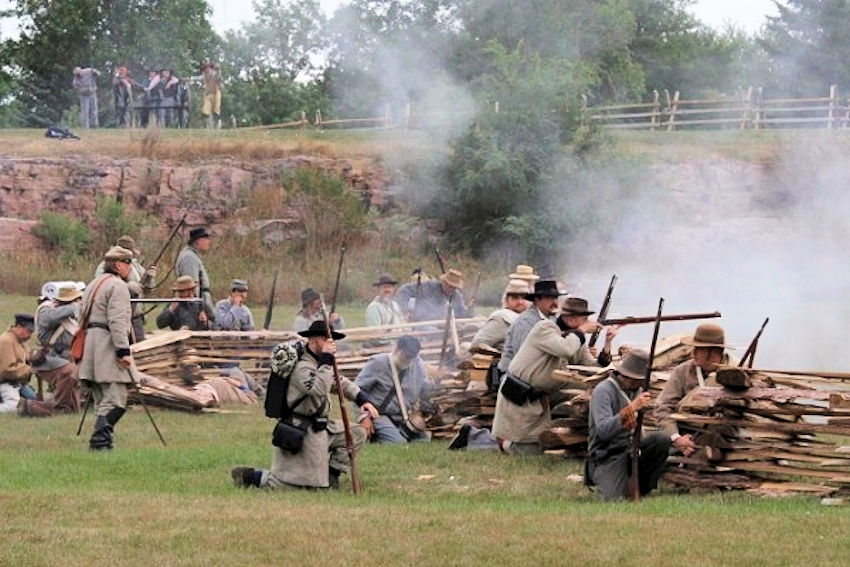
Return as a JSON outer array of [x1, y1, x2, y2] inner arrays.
[[586, 350, 670, 500], [492, 297, 601, 454], [78, 246, 137, 450], [176, 227, 214, 317], [156, 276, 211, 331], [365, 274, 404, 327], [214, 279, 255, 331], [112, 67, 133, 127], [472, 279, 529, 351], [95, 235, 155, 340], [231, 321, 378, 489], [293, 288, 344, 333], [556, 297, 618, 367], [655, 324, 736, 457], [497, 280, 563, 375], [356, 336, 437, 443], [395, 268, 473, 322], [0, 314, 51, 416], [507, 264, 540, 293], [32, 286, 84, 413], [72, 66, 101, 128]]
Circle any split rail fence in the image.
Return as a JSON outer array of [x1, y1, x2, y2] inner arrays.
[[584, 85, 850, 131]]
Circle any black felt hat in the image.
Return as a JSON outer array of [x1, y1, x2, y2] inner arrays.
[[298, 320, 345, 340], [188, 227, 211, 243], [525, 280, 565, 301]]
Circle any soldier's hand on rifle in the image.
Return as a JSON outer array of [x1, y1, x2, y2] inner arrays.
[[360, 415, 375, 437], [321, 338, 337, 355], [673, 434, 697, 456], [577, 320, 602, 334], [630, 391, 652, 412], [361, 401, 379, 419], [603, 325, 621, 350], [588, 346, 599, 357], [198, 311, 208, 325], [169, 301, 180, 312], [118, 355, 132, 370]]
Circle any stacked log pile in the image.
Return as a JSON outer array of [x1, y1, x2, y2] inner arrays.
[[663, 366, 850, 496]]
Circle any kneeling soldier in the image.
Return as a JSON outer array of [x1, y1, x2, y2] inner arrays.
[[231, 321, 378, 489], [586, 350, 670, 500]]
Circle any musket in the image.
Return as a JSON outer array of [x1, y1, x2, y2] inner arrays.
[[76, 390, 92, 436], [434, 247, 447, 274], [126, 369, 167, 446], [469, 270, 482, 307], [589, 274, 617, 349], [144, 204, 195, 272], [628, 297, 664, 501], [599, 311, 720, 326], [739, 317, 769, 369], [319, 297, 361, 495], [263, 270, 279, 330], [130, 298, 203, 303], [438, 294, 455, 368], [330, 244, 346, 314]]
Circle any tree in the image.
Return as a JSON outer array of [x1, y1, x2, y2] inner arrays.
[[760, 0, 850, 95]]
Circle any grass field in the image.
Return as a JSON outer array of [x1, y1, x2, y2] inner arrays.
[[2, 406, 849, 567]]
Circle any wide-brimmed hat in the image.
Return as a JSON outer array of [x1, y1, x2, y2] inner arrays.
[[439, 269, 464, 289], [103, 245, 134, 262], [14, 313, 34, 331], [188, 227, 211, 243], [561, 296, 595, 316], [682, 324, 732, 349], [615, 349, 649, 380], [509, 264, 540, 282], [525, 280, 565, 301], [299, 320, 345, 340], [505, 279, 531, 296], [116, 235, 139, 255], [373, 273, 398, 286], [55, 286, 83, 303], [171, 275, 197, 292], [230, 279, 248, 292], [301, 287, 320, 306]]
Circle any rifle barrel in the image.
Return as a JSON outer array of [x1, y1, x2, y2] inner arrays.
[[600, 311, 720, 326], [330, 245, 346, 314], [263, 270, 279, 330], [589, 274, 617, 348], [739, 317, 769, 368], [148, 204, 194, 268]]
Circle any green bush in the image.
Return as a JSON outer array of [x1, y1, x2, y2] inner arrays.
[[93, 195, 152, 254], [32, 211, 92, 261]]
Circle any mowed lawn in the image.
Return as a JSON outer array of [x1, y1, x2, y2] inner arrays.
[[1, 405, 848, 567]]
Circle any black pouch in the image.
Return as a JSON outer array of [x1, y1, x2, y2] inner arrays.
[[486, 361, 503, 393], [272, 419, 307, 453], [311, 417, 329, 432], [501, 374, 532, 406]]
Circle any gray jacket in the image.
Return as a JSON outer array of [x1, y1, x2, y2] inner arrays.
[[395, 280, 472, 322], [33, 301, 79, 371], [175, 245, 214, 315], [497, 307, 547, 373], [77, 274, 134, 385], [588, 377, 635, 460], [355, 354, 435, 420], [213, 300, 255, 331], [156, 302, 210, 331]]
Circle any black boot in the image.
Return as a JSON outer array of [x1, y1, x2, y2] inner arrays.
[[231, 467, 257, 488], [328, 468, 341, 490], [89, 416, 113, 451]]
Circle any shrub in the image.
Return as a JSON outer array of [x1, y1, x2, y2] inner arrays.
[[31, 211, 91, 262]]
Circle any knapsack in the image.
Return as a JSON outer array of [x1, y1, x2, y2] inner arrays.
[[264, 340, 305, 419], [45, 125, 79, 140]]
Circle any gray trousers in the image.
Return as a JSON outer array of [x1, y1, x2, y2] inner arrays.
[[80, 94, 98, 128], [87, 381, 128, 417], [371, 415, 430, 444], [588, 432, 671, 501]]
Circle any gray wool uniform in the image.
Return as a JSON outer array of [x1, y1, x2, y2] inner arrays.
[[156, 302, 210, 331], [213, 300, 255, 331], [175, 245, 214, 316], [395, 280, 472, 322], [497, 307, 548, 373]]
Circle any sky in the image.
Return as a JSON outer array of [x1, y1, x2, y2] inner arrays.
[[1, 1, 780, 41]]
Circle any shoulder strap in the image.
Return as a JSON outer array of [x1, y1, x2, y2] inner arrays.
[[80, 275, 114, 328]]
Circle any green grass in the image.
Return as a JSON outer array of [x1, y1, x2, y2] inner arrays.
[[1, 407, 848, 566]]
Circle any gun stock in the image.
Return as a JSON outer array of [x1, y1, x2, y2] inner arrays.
[[600, 311, 720, 326], [589, 274, 617, 348], [628, 297, 664, 501]]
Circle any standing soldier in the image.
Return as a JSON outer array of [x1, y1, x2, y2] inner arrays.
[[78, 246, 136, 451], [96, 235, 155, 341], [214, 279, 255, 331], [395, 268, 472, 322], [156, 276, 211, 331], [32, 286, 84, 413], [231, 321, 378, 490], [200, 59, 222, 129], [72, 66, 101, 128], [497, 280, 564, 376], [176, 227, 215, 319]]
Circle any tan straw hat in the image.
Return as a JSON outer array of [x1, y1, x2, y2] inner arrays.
[[504, 279, 531, 296], [509, 264, 540, 282], [682, 324, 732, 349], [103, 245, 134, 262], [171, 275, 197, 292], [440, 269, 464, 290], [55, 286, 83, 303]]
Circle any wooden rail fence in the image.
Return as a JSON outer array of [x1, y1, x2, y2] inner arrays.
[[584, 86, 850, 131]]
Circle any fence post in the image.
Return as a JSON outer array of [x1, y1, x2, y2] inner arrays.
[[741, 86, 753, 130], [315, 109, 323, 131], [755, 87, 763, 129], [300, 110, 307, 130], [666, 90, 679, 131], [650, 90, 660, 131], [828, 85, 838, 129]]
